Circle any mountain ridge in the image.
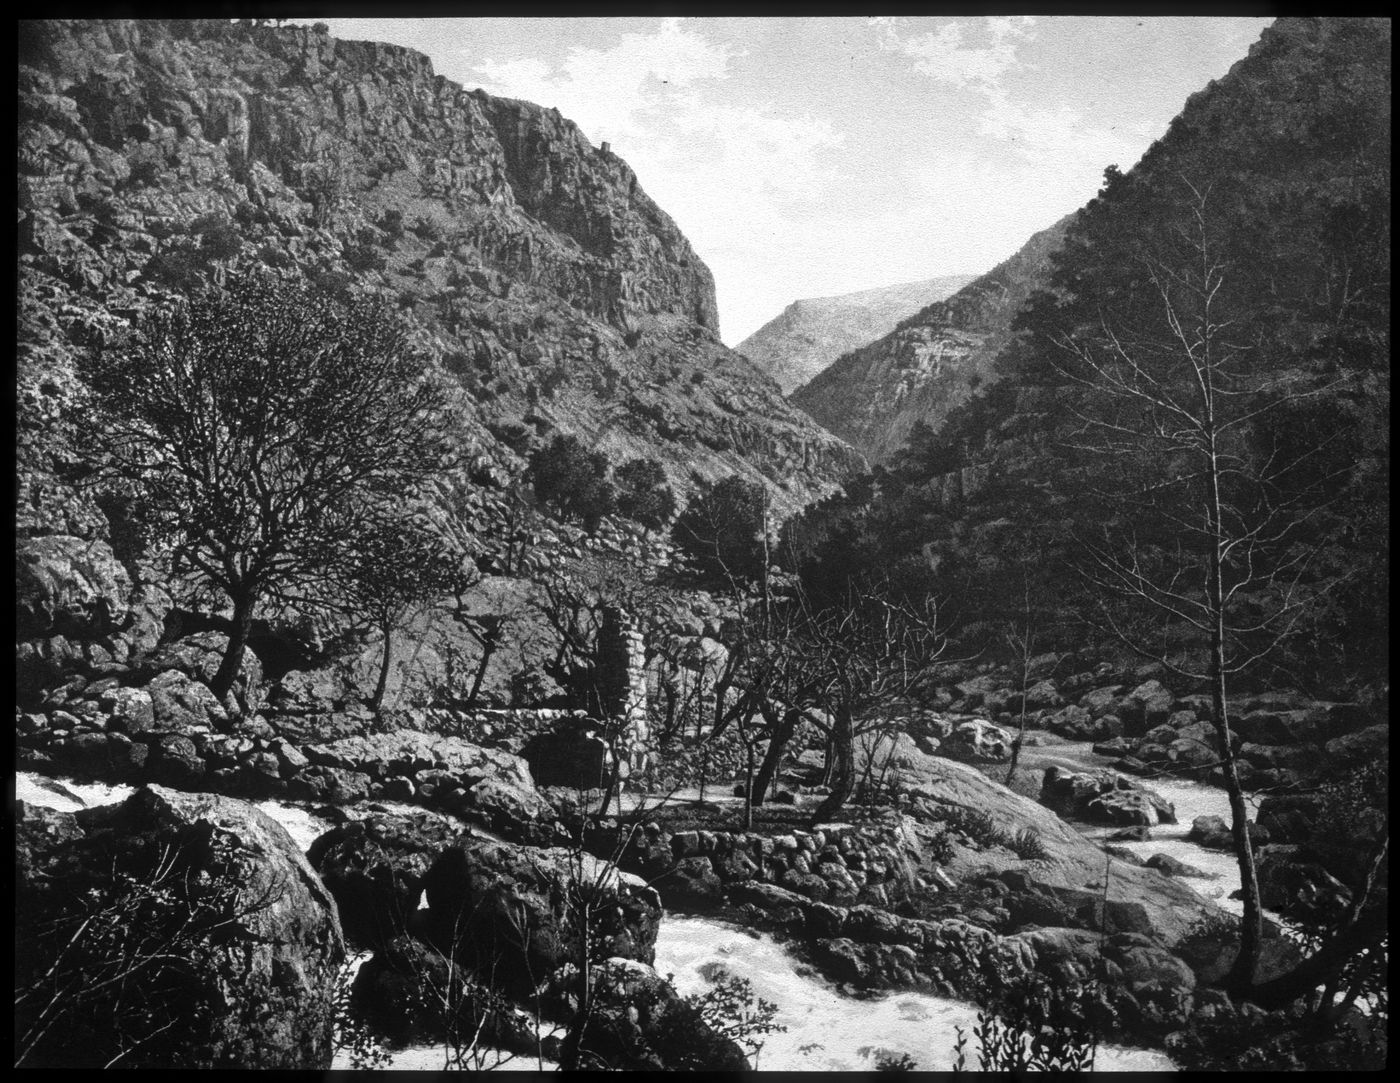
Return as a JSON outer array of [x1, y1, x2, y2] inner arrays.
[[736, 274, 974, 395]]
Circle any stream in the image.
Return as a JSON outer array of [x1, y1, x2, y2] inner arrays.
[[1018, 739, 1258, 915], [19, 752, 1240, 1072]]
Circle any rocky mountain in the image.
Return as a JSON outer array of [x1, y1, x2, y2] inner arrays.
[[790, 218, 1071, 464], [736, 275, 974, 396], [16, 18, 862, 548]]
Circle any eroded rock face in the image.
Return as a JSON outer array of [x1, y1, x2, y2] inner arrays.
[[887, 752, 1221, 950], [15, 786, 344, 1069]]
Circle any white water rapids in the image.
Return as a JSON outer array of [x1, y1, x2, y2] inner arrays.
[[21, 750, 1240, 1072]]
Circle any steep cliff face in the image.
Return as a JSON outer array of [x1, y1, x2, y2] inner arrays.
[[737, 275, 974, 396], [16, 18, 860, 542], [790, 218, 1071, 464]]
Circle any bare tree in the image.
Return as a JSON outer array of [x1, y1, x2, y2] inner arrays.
[[81, 272, 447, 701], [1051, 178, 1348, 990], [752, 585, 949, 825], [1003, 569, 1036, 789]]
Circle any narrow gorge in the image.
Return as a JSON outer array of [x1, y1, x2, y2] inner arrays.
[[15, 15, 1388, 1074]]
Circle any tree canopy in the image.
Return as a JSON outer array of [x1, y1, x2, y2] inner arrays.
[[81, 270, 449, 698]]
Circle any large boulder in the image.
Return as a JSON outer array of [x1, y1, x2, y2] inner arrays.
[[1251, 849, 1353, 924], [16, 534, 131, 639], [1121, 680, 1176, 736], [308, 809, 470, 949], [891, 755, 1221, 949], [943, 719, 1012, 762], [1039, 767, 1176, 827], [350, 934, 540, 1055], [1022, 679, 1064, 711], [442, 775, 563, 847], [15, 787, 344, 1069], [1256, 793, 1318, 844], [141, 669, 230, 735], [953, 673, 1009, 707], [1323, 724, 1388, 767], [1078, 684, 1127, 718], [420, 840, 662, 1000], [1233, 709, 1314, 745]]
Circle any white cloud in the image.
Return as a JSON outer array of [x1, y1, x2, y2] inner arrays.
[[875, 15, 1036, 89]]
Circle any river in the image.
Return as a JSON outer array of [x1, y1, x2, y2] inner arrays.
[[1013, 738, 1259, 915], [16, 764, 1187, 1070]]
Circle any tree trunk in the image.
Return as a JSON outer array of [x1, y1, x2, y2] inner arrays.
[[1207, 431, 1263, 992], [464, 624, 500, 709], [752, 709, 797, 807], [743, 742, 755, 830], [811, 707, 855, 824], [210, 591, 255, 706], [371, 618, 394, 713]]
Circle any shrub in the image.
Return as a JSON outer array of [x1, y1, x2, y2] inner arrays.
[[141, 248, 204, 292], [192, 215, 242, 261], [1009, 826, 1049, 861], [681, 969, 785, 1068], [342, 230, 387, 273], [953, 970, 1101, 1072], [527, 434, 616, 529], [378, 208, 405, 241], [126, 157, 162, 188], [614, 457, 676, 531], [330, 962, 391, 1070], [412, 215, 444, 242]]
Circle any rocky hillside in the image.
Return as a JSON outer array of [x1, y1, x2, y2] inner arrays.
[[736, 275, 973, 396], [16, 18, 861, 548], [781, 17, 1389, 689], [790, 220, 1070, 463]]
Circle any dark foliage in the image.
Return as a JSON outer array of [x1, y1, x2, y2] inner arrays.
[[672, 474, 768, 588], [613, 457, 676, 531], [527, 433, 616, 529]]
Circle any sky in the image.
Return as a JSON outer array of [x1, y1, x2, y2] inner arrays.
[[299, 16, 1273, 346]]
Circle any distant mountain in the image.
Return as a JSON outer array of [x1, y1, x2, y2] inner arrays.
[[789, 224, 1070, 464], [736, 275, 974, 395], [16, 18, 862, 547]]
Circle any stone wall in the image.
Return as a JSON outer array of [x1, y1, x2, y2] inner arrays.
[[599, 818, 924, 912]]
